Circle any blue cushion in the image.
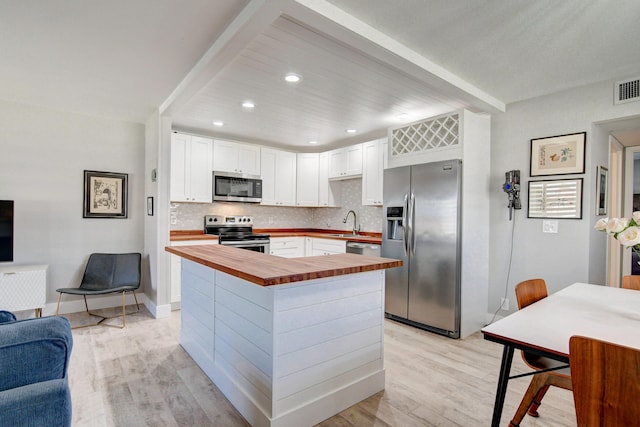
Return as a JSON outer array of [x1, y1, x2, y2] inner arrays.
[[0, 316, 72, 392], [0, 311, 16, 324], [0, 379, 72, 427], [0, 316, 73, 426]]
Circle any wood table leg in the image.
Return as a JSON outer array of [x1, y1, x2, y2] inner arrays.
[[491, 345, 515, 427]]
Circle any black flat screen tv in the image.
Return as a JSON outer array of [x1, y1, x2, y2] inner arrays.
[[0, 200, 14, 262]]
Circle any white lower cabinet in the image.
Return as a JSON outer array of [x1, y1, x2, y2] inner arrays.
[[309, 238, 346, 256], [170, 239, 217, 307], [269, 237, 305, 258]]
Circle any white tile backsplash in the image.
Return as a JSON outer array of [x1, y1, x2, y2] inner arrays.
[[170, 178, 383, 232]]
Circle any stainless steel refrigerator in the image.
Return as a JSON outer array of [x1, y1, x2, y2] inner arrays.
[[382, 160, 462, 338]]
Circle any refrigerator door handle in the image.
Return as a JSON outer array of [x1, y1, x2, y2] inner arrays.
[[410, 193, 416, 255], [402, 193, 409, 256]]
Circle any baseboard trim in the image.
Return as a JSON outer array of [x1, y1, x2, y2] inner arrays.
[[145, 300, 172, 318], [46, 292, 147, 317]]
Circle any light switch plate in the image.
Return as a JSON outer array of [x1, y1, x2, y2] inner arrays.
[[542, 220, 558, 233]]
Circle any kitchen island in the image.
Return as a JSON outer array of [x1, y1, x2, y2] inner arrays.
[[165, 244, 401, 427]]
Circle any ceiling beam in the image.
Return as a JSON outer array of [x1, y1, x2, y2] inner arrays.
[[160, 0, 286, 117], [162, 0, 506, 122], [284, 0, 506, 113]]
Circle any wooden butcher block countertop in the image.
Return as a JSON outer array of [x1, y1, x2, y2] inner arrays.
[[170, 229, 381, 244], [165, 244, 401, 286]]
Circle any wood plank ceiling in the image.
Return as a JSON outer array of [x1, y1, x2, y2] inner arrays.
[[171, 17, 468, 150]]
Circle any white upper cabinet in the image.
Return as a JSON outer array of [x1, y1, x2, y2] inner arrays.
[[362, 138, 385, 206], [261, 148, 297, 206], [328, 143, 362, 179], [170, 132, 213, 202], [213, 139, 261, 175], [319, 152, 340, 207], [296, 153, 319, 206]]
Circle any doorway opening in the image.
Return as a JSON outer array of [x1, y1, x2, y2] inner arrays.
[[606, 123, 640, 286]]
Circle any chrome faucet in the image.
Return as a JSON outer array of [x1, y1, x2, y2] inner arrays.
[[343, 210, 360, 235]]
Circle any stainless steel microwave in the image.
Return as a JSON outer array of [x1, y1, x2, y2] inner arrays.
[[213, 171, 262, 203]]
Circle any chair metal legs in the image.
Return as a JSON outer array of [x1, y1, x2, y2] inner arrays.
[[55, 291, 140, 329]]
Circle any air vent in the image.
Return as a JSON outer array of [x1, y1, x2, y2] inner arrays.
[[614, 77, 640, 105]]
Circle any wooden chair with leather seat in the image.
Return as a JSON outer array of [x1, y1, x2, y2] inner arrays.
[[569, 335, 640, 426], [621, 274, 640, 290], [509, 279, 572, 426]]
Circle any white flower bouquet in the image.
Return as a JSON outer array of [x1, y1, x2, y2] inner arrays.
[[594, 212, 640, 254]]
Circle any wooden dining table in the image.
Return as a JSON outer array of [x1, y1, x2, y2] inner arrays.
[[481, 282, 640, 426]]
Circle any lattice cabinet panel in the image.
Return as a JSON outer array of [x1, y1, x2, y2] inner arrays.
[[0, 265, 47, 315], [391, 113, 459, 157]]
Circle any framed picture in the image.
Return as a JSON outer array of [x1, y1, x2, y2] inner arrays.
[[596, 166, 608, 216], [530, 132, 586, 176], [147, 197, 154, 216], [528, 178, 583, 219], [83, 170, 128, 218]]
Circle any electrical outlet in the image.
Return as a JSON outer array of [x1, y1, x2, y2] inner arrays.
[[542, 220, 558, 233], [268, 216, 274, 224], [500, 298, 509, 311]]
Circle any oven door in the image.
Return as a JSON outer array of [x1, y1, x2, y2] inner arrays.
[[220, 241, 270, 254], [213, 172, 262, 203]]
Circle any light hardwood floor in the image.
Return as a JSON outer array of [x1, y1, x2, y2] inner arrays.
[[64, 307, 576, 426]]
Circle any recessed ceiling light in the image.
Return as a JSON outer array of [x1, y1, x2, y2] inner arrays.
[[212, 121, 224, 127], [346, 129, 357, 134], [397, 113, 408, 119], [308, 140, 318, 144], [242, 101, 255, 109], [284, 73, 302, 83]]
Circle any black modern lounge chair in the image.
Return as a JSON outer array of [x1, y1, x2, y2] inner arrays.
[[55, 253, 141, 328]]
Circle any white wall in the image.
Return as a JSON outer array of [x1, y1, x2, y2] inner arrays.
[[0, 99, 145, 314], [489, 78, 640, 314]]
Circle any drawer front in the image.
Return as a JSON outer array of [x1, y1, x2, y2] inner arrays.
[[270, 237, 303, 250], [270, 248, 302, 258], [311, 238, 346, 253]]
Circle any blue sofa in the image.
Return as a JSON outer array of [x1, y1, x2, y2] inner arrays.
[[0, 311, 73, 427]]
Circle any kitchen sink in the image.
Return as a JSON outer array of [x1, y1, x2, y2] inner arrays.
[[326, 233, 360, 237], [346, 241, 381, 257]]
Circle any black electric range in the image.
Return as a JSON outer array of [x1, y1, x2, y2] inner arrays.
[[204, 215, 270, 253]]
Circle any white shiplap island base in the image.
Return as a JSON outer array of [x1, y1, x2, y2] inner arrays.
[[166, 244, 402, 427]]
